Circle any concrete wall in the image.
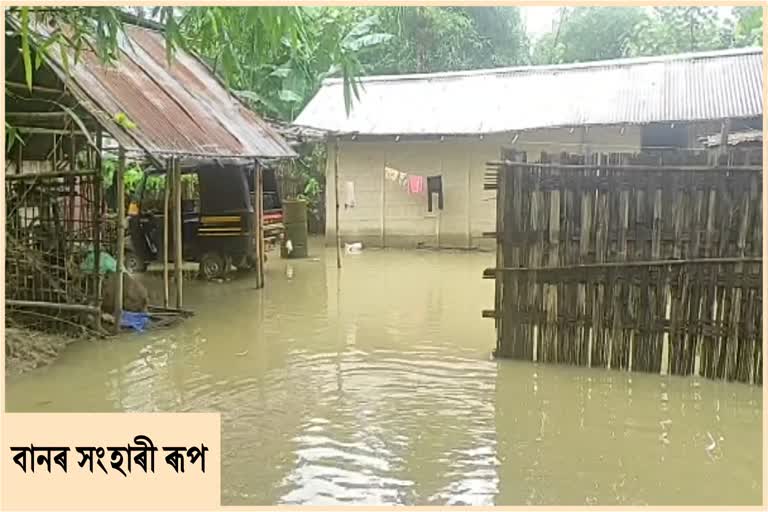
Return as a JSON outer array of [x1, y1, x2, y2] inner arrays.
[[323, 125, 656, 250]]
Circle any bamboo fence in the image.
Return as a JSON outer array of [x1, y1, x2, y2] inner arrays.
[[6, 169, 110, 333], [484, 150, 762, 384]]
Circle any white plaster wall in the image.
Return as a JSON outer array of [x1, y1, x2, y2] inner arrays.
[[324, 125, 647, 250]]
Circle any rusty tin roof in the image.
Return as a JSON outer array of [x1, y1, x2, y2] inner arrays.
[[26, 20, 297, 161]]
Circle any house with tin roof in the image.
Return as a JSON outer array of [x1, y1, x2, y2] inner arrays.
[[295, 47, 763, 250]]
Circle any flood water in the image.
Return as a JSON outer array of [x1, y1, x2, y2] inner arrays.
[[5, 239, 763, 505]]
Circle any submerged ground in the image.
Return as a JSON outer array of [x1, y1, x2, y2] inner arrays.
[[5, 239, 762, 505]]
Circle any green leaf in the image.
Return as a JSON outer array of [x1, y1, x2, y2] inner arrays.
[[6, 122, 25, 153], [343, 33, 393, 52], [59, 40, 70, 73], [345, 15, 379, 39]]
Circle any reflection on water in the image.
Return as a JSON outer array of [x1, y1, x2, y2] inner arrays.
[[5, 240, 762, 505]]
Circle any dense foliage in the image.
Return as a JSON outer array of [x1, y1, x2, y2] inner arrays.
[[9, 6, 763, 122], [531, 7, 763, 65], [7, 6, 764, 209]]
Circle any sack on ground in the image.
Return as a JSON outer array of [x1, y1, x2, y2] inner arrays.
[[101, 271, 149, 313]]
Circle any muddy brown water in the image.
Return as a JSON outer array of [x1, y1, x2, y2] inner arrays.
[[5, 240, 762, 505]]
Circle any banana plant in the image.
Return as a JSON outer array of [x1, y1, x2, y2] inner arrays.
[[180, 7, 391, 120]]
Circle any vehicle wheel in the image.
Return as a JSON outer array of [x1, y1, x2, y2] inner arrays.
[[124, 250, 147, 273], [198, 252, 227, 280]]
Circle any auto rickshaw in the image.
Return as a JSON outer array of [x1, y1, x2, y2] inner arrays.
[[125, 162, 284, 279]]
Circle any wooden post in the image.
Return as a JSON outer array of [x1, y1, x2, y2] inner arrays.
[[251, 166, 264, 288], [466, 152, 472, 249], [381, 155, 386, 248], [173, 159, 183, 308], [113, 146, 126, 333], [94, 129, 103, 332], [163, 158, 171, 308], [257, 166, 265, 286], [253, 162, 265, 288], [334, 137, 342, 269], [68, 125, 76, 236]]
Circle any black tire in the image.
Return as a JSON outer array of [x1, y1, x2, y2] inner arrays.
[[124, 249, 147, 273], [198, 252, 227, 280]]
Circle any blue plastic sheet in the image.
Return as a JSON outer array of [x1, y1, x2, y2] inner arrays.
[[120, 311, 150, 332]]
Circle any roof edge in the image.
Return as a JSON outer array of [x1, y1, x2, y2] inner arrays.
[[320, 47, 764, 86], [294, 116, 763, 139]]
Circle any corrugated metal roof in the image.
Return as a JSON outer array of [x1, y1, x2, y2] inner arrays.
[[294, 48, 763, 136], [27, 21, 296, 160]]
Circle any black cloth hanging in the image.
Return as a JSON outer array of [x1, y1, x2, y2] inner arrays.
[[427, 175, 443, 212]]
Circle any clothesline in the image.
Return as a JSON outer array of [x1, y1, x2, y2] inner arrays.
[[385, 165, 444, 211], [385, 165, 426, 195], [344, 165, 444, 212]]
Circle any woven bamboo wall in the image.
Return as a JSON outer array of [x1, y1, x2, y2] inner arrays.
[[484, 150, 762, 384]]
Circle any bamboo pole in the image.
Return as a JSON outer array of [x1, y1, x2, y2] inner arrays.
[[7, 300, 100, 313], [380, 157, 386, 247], [94, 130, 103, 332], [253, 162, 265, 288], [257, 165, 265, 286], [113, 146, 126, 334], [334, 138, 342, 269], [68, 124, 76, 236], [163, 158, 172, 307], [251, 161, 264, 288], [484, 256, 762, 276], [6, 170, 99, 181], [466, 153, 472, 249], [173, 159, 183, 308]]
